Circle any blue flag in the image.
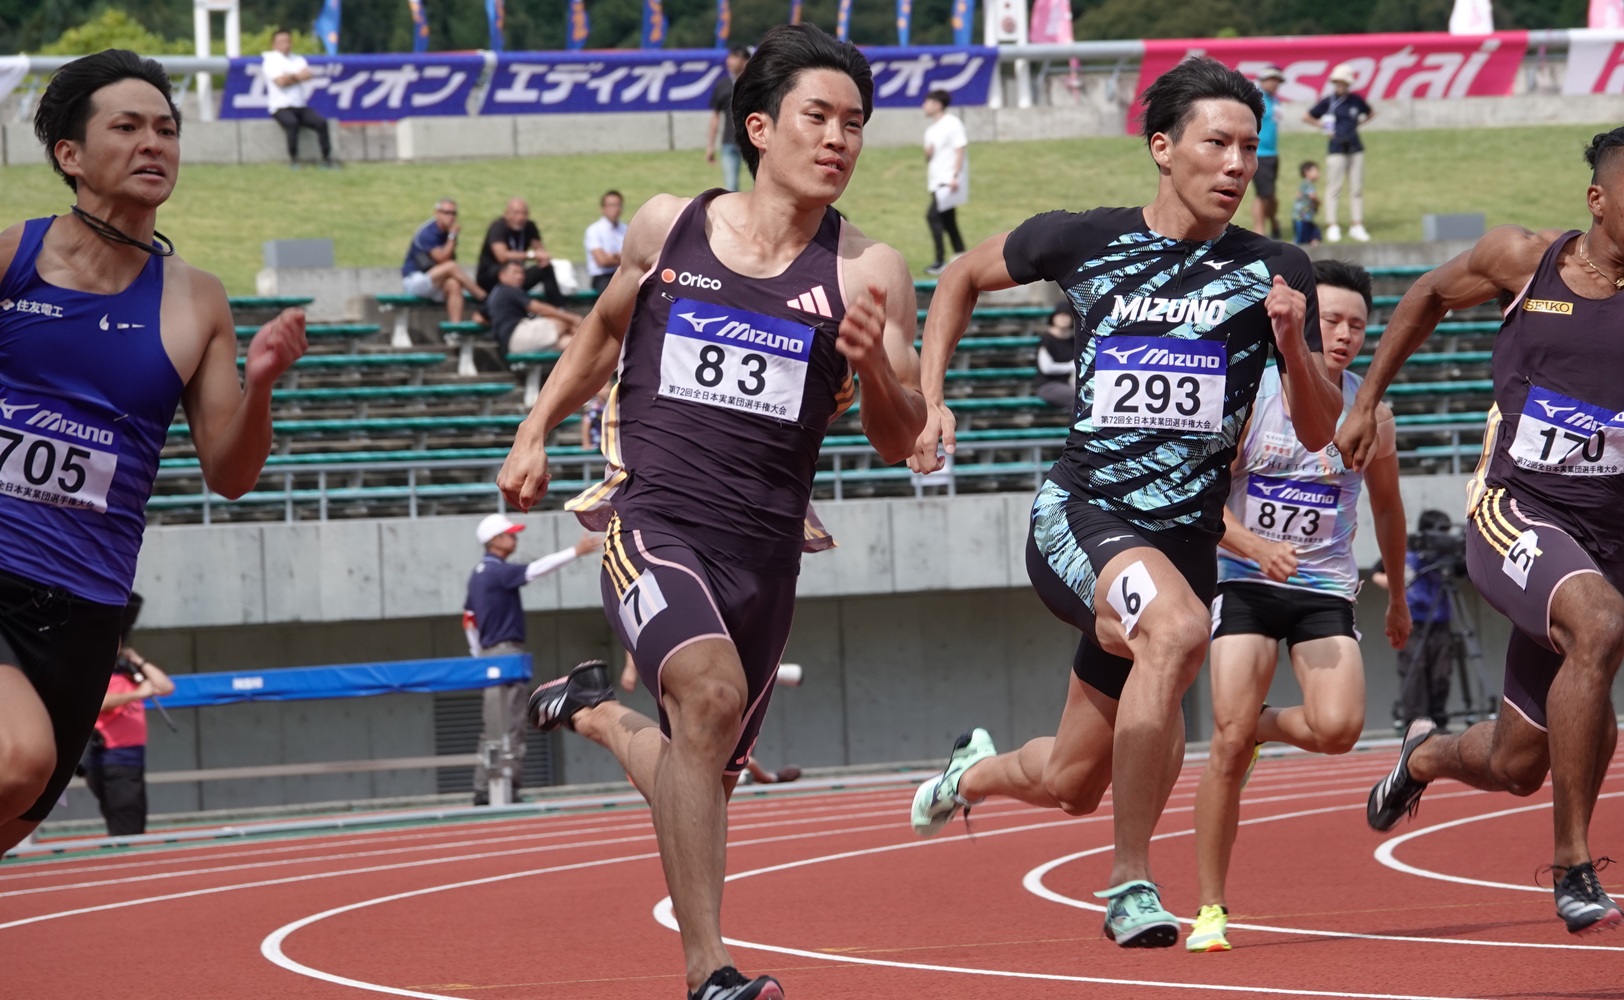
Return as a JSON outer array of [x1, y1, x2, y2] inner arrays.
[[896, 0, 911, 45], [834, 0, 850, 39], [951, 0, 973, 46], [313, 0, 341, 54], [486, 0, 505, 52], [407, 0, 429, 53], [715, 0, 731, 47], [567, 0, 590, 50], [641, 0, 666, 48], [789, 0, 803, 24]]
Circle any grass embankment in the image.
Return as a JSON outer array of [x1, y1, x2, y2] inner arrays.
[[0, 123, 1603, 294]]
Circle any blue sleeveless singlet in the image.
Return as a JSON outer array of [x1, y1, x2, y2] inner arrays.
[[0, 217, 186, 604]]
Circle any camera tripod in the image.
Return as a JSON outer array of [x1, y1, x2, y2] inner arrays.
[[1393, 561, 1499, 731]]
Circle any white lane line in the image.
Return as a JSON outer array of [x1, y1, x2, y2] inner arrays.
[[1021, 797, 1624, 953], [1373, 790, 1624, 893]]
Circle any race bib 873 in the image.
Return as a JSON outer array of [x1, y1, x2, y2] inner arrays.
[[659, 298, 815, 421], [0, 384, 118, 512], [1093, 336, 1227, 432], [1508, 385, 1624, 477], [1243, 476, 1339, 545]]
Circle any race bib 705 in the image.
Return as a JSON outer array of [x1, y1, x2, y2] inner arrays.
[[659, 298, 815, 421], [0, 384, 118, 513], [1093, 336, 1227, 432]]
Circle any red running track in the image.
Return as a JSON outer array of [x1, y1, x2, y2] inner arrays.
[[2, 745, 1620, 1000]]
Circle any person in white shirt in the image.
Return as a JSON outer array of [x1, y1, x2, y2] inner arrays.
[[922, 88, 968, 276], [582, 190, 627, 293], [261, 28, 336, 169]]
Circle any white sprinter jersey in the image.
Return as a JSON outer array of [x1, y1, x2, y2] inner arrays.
[[1218, 365, 1363, 600]]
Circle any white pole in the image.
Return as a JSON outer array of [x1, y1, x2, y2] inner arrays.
[[193, 0, 214, 121]]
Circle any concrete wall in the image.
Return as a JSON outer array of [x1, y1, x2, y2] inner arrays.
[[8, 91, 1624, 168], [37, 476, 1607, 824]]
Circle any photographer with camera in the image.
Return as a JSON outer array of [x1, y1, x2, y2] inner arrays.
[[83, 594, 172, 836], [1372, 509, 1463, 732]]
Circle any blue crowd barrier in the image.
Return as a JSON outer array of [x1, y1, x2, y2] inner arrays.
[[159, 654, 531, 709]]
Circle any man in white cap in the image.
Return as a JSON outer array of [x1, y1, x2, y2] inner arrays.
[[1305, 64, 1374, 243], [464, 514, 598, 804]]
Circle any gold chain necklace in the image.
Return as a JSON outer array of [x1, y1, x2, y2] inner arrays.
[[1576, 235, 1624, 290]]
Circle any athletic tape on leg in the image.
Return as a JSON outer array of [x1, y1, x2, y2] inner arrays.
[[1107, 560, 1158, 638]]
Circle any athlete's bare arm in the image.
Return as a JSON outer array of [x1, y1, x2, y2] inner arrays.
[[1218, 506, 1298, 583], [174, 262, 307, 499], [1269, 275, 1342, 452], [837, 232, 926, 464], [499, 195, 687, 511], [909, 232, 1019, 473], [1337, 224, 1561, 469], [1362, 404, 1412, 649]]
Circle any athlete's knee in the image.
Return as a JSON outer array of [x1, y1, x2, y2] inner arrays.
[[1304, 708, 1363, 755], [666, 674, 747, 732], [1489, 755, 1546, 797], [0, 740, 55, 810], [1206, 722, 1258, 775], [1042, 765, 1108, 816], [1145, 608, 1209, 679]]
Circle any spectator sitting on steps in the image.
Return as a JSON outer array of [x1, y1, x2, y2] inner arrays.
[[476, 198, 564, 305], [402, 198, 485, 324], [482, 259, 581, 361]]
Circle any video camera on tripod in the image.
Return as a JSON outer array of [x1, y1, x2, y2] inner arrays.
[[1393, 509, 1497, 731], [1408, 508, 1467, 581]]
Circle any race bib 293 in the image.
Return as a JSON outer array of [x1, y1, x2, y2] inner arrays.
[[1093, 336, 1226, 432]]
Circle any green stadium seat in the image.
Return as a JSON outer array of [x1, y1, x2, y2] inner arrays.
[[228, 295, 313, 311], [235, 323, 381, 352], [507, 350, 565, 405]]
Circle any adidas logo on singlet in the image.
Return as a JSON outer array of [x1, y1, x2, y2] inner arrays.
[[786, 285, 834, 319], [1110, 295, 1228, 328]]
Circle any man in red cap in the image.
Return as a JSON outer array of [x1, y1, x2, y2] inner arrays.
[[464, 513, 597, 804]]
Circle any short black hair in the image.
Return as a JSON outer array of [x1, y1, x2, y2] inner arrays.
[[728, 45, 751, 60], [34, 49, 180, 191], [601, 189, 623, 203], [1313, 258, 1373, 313], [731, 23, 873, 178], [1417, 509, 1453, 533], [1300, 159, 1318, 177], [1137, 55, 1262, 149], [1584, 126, 1624, 182], [926, 88, 951, 108]]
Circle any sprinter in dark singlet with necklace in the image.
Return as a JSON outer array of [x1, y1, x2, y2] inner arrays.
[[1342, 127, 1624, 936], [0, 50, 306, 855], [497, 26, 925, 1000]]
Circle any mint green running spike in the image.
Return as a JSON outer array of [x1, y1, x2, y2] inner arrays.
[[910, 727, 996, 837], [1094, 880, 1180, 948]]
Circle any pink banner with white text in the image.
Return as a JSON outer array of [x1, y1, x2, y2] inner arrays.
[[1133, 32, 1528, 135], [1563, 29, 1624, 93]]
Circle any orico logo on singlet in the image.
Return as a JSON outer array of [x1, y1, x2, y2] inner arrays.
[[0, 297, 64, 319], [660, 269, 723, 291], [1110, 296, 1228, 328]]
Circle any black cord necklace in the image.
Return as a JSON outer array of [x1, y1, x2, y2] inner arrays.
[[69, 205, 175, 257]]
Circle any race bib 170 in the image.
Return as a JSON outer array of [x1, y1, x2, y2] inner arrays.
[[659, 298, 815, 421], [0, 385, 118, 513], [1243, 476, 1339, 544], [1093, 336, 1227, 432], [1509, 385, 1624, 477]]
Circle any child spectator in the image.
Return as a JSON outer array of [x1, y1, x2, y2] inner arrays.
[[1294, 161, 1322, 246]]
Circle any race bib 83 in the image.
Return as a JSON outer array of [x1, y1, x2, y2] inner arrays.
[[0, 385, 118, 513], [1509, 385, 1624, 476], [1093, 336, 1227, 432], [1243, 476, 1339, 545], [659, 298, 815, 421]]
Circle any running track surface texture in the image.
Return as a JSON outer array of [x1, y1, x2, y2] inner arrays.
[[3, 744, 1621, 1000]]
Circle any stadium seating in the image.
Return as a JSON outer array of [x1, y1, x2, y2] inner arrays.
[[148, 264, 1500, 523]]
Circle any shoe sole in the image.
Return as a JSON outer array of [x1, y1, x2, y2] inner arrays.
[[1570, 908, 1624, 935], [1187, 938, 1232, 952], [910, 778, 953, 837], [1107, 922, 1180, 948], [1367, 723, 1434, 831]]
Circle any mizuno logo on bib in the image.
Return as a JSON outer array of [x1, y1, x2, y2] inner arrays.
[[1243, 476, 1339, 544], [659, 297, 815, 420], [1509, 385, 1624, 476], [0, 384, 119, 512], [1093, 335, 1226, 432]]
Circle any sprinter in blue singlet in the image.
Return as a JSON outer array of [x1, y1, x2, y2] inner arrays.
[[0, 50, 307, 854]]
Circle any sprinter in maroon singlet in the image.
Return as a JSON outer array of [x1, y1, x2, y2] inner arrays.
[[1339, 128, 1624, 935], [497, 25, 925, 1000]]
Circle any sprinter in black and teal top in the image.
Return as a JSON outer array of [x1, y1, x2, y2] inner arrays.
[[0, 51, 305, 854], [1342, 127, 1624, 937], [497, 26, 926, 1000]]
